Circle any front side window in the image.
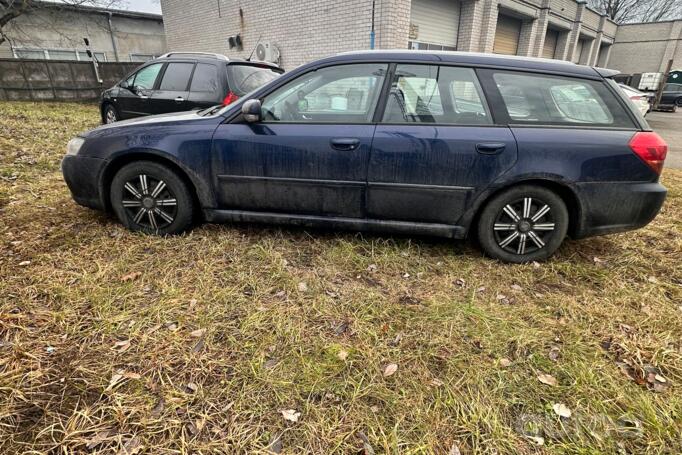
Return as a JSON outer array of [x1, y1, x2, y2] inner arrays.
[[493, 71, 634, 127], [382, 64, 491, 124], [133, 63, 163, 90], [261, 63, 387, 123], [159, 62, 194, 91]]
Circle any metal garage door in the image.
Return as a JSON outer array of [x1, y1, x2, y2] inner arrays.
[[542, 29, 559, 59], [410, 0, 460, 49], [494, 15, 522, 55]]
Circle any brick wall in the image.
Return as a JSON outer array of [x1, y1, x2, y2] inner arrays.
[[160, 0, 410, 70]]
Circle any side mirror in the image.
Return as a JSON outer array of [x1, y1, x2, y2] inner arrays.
[[242, 99, 262, 123], [120, 80, 129, 89]]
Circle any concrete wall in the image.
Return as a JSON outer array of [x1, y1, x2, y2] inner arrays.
[[0, 58, 138, 101], [161, 0, 410, 70], [609, 20, 682, 74], [0, 6, 166, 62]]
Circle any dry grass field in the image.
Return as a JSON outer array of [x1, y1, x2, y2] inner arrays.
[[1, 101, 681, 454]]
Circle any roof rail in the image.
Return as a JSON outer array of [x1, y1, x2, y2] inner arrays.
[[157, 52, 229, 61]]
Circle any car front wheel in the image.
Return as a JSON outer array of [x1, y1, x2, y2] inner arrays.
[[104, 104, 119, 124], [477, 185, 569, 263], [110, 161, 194, 235]]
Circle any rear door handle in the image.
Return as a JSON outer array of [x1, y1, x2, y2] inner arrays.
[[174, 96, 184, 103], [330, 138, 360, 151], [476, 142, 506, 154]]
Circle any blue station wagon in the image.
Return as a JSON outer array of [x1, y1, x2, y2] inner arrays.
[[62, 51, 668, 263]]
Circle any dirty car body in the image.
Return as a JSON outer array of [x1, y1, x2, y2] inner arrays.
[[63, 51, 668, 263]]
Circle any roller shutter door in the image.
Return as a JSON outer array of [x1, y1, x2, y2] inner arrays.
[[542, 29, 559, 59], [494, 15, 522, 55], [410, 0, 460, 48]]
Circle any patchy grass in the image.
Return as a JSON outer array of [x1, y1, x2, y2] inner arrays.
[[1, 101, 681, 454]]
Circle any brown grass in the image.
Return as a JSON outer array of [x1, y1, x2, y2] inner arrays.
[[1, 101, 681, 454]]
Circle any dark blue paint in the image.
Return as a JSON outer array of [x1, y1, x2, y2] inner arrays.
[[62, 51, 666, 241]]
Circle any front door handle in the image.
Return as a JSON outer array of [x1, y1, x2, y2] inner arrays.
[[174, 96, 184, 103], [330, 138, 360, 151], [476, 142, 506, 154]]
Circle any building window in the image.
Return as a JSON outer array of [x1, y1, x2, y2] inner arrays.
[[13, 47, 106, 61], [129, 53, 158, 62], [408, 41, 457, 51]]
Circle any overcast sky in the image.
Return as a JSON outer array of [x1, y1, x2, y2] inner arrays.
[[121, 0, 162, 14]]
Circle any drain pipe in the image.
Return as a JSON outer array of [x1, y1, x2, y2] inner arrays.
[[107, 12, 120, 62]]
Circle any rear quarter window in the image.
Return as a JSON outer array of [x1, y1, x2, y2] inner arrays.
[[227, 64, 281, 96], [491, 71, 635, 128]]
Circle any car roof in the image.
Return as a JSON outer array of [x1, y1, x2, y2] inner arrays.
[[156, 52, 282, 70], [314, 50, 605, 79]]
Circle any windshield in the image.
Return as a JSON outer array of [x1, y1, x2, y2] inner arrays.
[[227, 64, 281, 96]]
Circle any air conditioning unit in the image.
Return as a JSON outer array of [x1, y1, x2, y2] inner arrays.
[[255, 42, 280, 63]]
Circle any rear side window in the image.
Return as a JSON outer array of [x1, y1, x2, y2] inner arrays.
[[190, 63, 219, 92], [159, 62, 194, 91], [492, 71, 635, 127], [227, 64, 281, 96], [382, 64, 491, 124]]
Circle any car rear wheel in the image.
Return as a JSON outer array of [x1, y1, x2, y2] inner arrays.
[[110, 161, 194, 235], [104, 104, 118, 124], [477, 185, 569, 263]]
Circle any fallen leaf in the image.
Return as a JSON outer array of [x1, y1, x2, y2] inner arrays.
[[274, 290, 286, 298], [297, 282, 308, 292], [112, 339, 131, 353], [647, 276, 658, 283], [120, 271, 142, 282], [430, 378, 444, 387], [165, 321, 178, 331], [146, 324, 162, 334], [367, 264, 378, 272], [190, 328, 206, 338], [18, 260, 31, 266], [118, 435, 142, 455], [537, 373, 558, 387], [280, 409, 301, 422], [191, 337, 205, 353], [402, 272, 410, 278], [263, 358, 278, 369], [185, 382, 198, 393], [510, 284, 523, 292], [86, 429, 115, 449], [46, 346, 56, 354], [548, 346, 561, 362], [553, 403, 572, 418], [357, 431, 375, 455], [383, 363, 398, 377], [454, 278, 466, 288], [337, 350, 349, 361], [499, 358, 512, 368], [526, 435, 545, 446], [106, 371, 125, 391], [593, 256, 604, 264], [476, 286, 486, 293], [449, 443, 462, 455]]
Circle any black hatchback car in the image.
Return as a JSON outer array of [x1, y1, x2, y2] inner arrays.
[[100, 52, 283, 123], [66, 51, 668, 263]]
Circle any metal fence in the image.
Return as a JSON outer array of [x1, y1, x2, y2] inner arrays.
[[0, 58, 139, 101]]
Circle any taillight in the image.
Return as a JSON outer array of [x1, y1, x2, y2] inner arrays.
[[630, 95, 643, 101], [222, 91, 239, 105], [629, 132, 668, 175]]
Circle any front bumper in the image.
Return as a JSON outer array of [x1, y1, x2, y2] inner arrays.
[[61, 155, 108, 211], [574, 181, 667, 239]]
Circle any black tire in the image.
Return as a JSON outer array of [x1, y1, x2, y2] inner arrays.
[[103, 103, 119, 124], [477, 185, 569, 263], [110, 161, 194, 235]]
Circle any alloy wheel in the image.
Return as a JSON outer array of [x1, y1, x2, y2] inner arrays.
[[121, 174, 177, 231], [492, 197, 555, 256], [105, 106, 117, 124]]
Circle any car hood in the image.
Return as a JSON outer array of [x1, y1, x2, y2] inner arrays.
[[83, 110, 221, 137]]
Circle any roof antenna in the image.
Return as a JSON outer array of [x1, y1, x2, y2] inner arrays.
[[247, 35, 263, 61]]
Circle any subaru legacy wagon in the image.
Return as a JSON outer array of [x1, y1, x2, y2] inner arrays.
[[63, 51, 668, 263]]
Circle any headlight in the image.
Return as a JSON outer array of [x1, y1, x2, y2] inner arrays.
[[66, 137, 85, 156]]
